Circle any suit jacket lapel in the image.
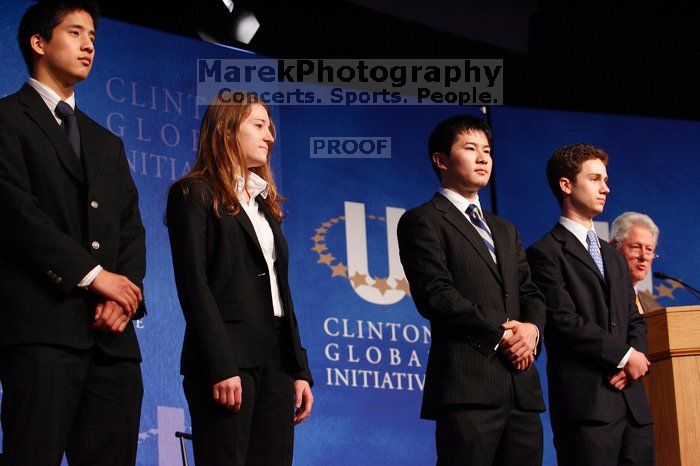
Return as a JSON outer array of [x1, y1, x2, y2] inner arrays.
[[600, 242, 617, 291], [553, 223, 607, 288], [258, 201, 292, 312], [76, 108, 100, 185], [258, 200, 288, 264], [18, 84, 85, 184], [433, 194, 501, 283], [233, 205, 264, 257]]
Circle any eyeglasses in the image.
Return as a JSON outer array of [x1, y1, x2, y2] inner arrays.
[[623, 244, 659, 259]]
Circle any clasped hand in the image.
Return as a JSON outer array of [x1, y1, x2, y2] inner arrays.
[[92, 299, 133, 333], [608, 348, 650, 391], [499, 320, 538, 371], [88, 270, 142, 316]]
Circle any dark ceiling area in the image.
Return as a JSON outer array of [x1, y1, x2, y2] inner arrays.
[[98, 0, 700, 121]]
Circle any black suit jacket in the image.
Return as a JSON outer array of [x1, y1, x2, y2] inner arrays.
[[0, 84, 146, 360], [526, 223, 652, 426], [397, 193, 546, 419], [638, 290, 662, 314], [166, 178, 312, 387]]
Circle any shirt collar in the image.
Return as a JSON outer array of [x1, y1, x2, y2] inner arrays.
[[439, 186, 483, 216], [236, 171, 269, 200], [27, 78, 76, 116], [559, 216, 599, 249]]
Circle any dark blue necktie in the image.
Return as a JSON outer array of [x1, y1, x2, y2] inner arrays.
[[55, 101, 81, 159], [466, 204, 497, 263]]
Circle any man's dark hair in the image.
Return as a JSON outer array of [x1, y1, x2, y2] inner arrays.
[[428, 114, 492, 180], [546, 143, 609, 206], [18, 0, 100, 74]]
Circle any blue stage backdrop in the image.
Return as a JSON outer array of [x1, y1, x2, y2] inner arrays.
[[1, 2, 699, 465]]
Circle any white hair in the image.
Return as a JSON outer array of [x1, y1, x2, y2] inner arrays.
[[610, 211, 659, 245]]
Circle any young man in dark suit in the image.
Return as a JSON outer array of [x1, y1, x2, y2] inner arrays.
[[526, 144, 654, 465], [397, 115, 546, 466], [0, 1, 146, 464]]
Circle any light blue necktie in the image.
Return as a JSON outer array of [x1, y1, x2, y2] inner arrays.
[[586, 229, 605, 276]]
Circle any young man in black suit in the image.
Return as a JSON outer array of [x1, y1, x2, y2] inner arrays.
[[526, 144, 654, 465], [397, 115, 546, 466], [0, 1, 146, 464]]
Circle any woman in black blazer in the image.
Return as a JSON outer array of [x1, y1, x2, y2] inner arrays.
[[166, 92, 313, 466]]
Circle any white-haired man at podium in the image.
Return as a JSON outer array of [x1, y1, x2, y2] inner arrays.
[[610, 212, 662, 313]]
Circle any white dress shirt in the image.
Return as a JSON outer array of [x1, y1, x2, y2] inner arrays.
[[558, 216, 633, 368], [27, 78, 75, 123], [237, 172, 284, 317], [439, 186, 483, 218], [27, 78, 103, 288]]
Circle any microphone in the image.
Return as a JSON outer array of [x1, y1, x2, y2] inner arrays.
[[653, 271, 700, 300]]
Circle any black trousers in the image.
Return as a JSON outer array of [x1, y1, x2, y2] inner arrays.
[[184, 318, 296, 466], [553, 402, 654, 466], [0, 344, 143, 466], [435, 379, 543, 466]]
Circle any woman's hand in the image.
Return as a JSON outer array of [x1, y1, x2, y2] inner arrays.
[[293, 380, 313, 424]]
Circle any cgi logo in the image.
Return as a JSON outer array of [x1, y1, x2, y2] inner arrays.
[[311, 201, 410, 305], [310, 137, 391, 159]]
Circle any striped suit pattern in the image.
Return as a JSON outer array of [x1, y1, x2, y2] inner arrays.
[[397, 192, 546, 465]]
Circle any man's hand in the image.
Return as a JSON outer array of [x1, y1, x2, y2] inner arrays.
[[88, 270, 142, 316], [92, 300, 131, 333], [212, 376, 242, 411], [608, 369, 628, 391], [624, 348, 650, 381], [515, 353, 535, 372], [500, 320, 538, 364], [293, 380, 313, 425], [501, 328, 514, 343]]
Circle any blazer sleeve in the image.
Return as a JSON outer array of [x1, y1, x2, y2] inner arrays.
[[278, 266, 314, 385], [167, 183, 239, 384], [0, 113, 98, 293], [115, 140, 147, 319], [397, 209, 504, 354], [619, 255, 649, 355], [291, 344, 313, 386], [526, 245, 630, 368], [514, 227, 546, 336]]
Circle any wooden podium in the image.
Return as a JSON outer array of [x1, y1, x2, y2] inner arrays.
[[643, 305, 700, 466]]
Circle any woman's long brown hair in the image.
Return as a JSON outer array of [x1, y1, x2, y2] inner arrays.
[[179, 92, 284, 221]]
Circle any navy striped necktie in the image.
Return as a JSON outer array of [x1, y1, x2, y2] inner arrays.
[[466, 204, 497, 263]]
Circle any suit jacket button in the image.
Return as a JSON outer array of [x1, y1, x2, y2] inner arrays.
[[90, 200, 99, 208], [611, 322, 617, 327], [91, 241, 100, 250]]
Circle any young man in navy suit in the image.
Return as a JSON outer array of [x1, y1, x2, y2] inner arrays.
[[527, 144, 654, 465], [398, 115, 546, 466], [0, 1, 146, 464]]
